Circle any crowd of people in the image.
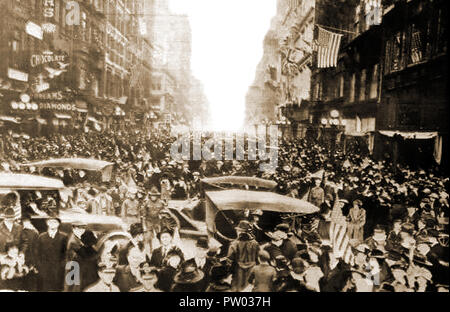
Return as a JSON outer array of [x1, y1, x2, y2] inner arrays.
[[0, 127, 448, 292]]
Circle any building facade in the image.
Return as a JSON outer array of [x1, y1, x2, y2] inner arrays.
[[0, 0, 153, 136]]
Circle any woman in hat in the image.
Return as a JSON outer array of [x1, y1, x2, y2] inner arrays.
[[347, 199, 366, 245], [171, 259, 205, 292], [75, 230, 100, 291], [226, 220, 260, 292]]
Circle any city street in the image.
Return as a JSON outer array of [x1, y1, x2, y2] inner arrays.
[[0, 0, 448, 293]]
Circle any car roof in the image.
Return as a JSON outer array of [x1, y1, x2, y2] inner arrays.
[[21, 158, 114, 171], [0, 173, 65, 190], [205, 189, 319, 214], [201, 176, 277, 190]]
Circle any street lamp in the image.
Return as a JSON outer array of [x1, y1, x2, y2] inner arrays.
[[321, 118, 328, 126]]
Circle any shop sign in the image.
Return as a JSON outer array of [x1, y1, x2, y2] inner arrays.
[[32, 91, 66, 101], [26, 21, 43, 40], [39, 103, 77, 111], [30, 51, 68, 68], [7, 68, 29, 82], [43, 0, 55, 19]]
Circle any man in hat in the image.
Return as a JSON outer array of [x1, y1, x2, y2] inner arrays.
[[121, 189, 139, 225], [386, 219, 404, 254], [150, 228, 184, 268], [347, 199, 366, 245], [84, 261, 120, 292], [64, 220, 87, 291], [143, 186, 165, 238], [172, 258, 206, 292], [0, 208, 23, 254], [308, 177, 324, 209], [131, 262, 161, 292], [97, 186, 114, 216], [226, 220, 260, 292], [35, 213, 68, 291]]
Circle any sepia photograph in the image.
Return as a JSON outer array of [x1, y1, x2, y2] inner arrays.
[[0, 0, 448, 297]]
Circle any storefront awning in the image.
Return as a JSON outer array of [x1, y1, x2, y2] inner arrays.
[[345, 131, 370, 137], [54, 113, 72, 119], [379, 131, 438, 140]]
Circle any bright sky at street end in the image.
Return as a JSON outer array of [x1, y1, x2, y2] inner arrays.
[[170, 0, 276, 132]]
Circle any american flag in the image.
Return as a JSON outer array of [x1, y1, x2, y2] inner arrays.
[[411, 31, 422, 64], [315, 26, 343, 68], [318, 196, 354, 265]]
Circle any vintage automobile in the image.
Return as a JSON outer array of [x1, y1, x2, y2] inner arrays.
[[20, 157, 115, 184], [0, 172, 131, 254], [204, 189, 320, 245], [200, 176, 277, 191]]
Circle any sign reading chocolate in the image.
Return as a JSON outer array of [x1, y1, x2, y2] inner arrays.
[[31, 51, 67, 68]]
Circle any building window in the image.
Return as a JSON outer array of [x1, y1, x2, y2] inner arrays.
[[349, 73, 356, 103], [359, 69, 366, 101], [369, 64, 378, 99], [338, 74, 344, 98]]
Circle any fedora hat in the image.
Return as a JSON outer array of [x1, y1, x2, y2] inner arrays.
[[369, 249, 386, 259], [174, 259, 204, 284]]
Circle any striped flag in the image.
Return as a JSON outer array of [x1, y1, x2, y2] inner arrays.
[[319, 196, 354, 265], [288, 0, 301, 11], [410, 31, 422, 64], [316, 26, 343, 68]]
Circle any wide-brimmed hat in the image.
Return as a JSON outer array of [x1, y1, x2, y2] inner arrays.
[[412, 253, 433, 267], [275, 223, 290, 233], [209, 264, 231, 282], [369, 249, 386, 259], [174, 259, 204, 284]]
